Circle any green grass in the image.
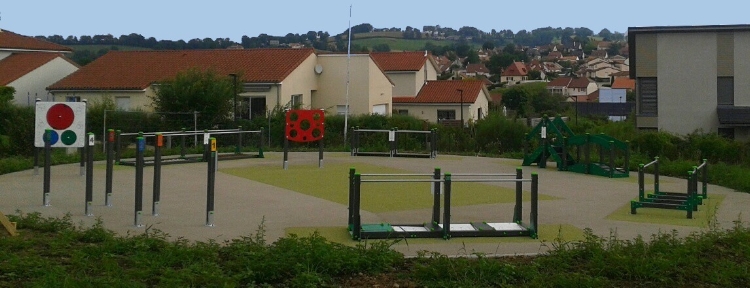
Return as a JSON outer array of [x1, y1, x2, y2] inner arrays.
[[221, 162, 557, 212], [607, 194, 726, 227], [285, 224, 586, 245]]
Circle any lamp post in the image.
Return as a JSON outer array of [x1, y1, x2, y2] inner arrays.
[[457, 89, 464, 127], [229, 73, 238, 122]]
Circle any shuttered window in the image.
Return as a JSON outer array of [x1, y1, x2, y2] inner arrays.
[[638, 78, 657, 116], [717, 77, 734, 105]]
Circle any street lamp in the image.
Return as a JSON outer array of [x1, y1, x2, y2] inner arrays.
[[457, 89, 464, 126], [228, 73, 238, 122]]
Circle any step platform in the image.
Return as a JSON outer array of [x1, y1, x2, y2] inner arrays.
[[356, 222, 532, 239]]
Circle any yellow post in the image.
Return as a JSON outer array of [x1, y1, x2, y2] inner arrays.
[[0, 211, 18, 236]]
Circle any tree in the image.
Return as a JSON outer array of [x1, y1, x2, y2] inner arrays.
[[0, 86, 15, 106], [482, 41, 495, 51], [463, 49, 480, 65], [502, 43, 516, 54], [150, 68, 236, 128], [528, 70, 542, 80], [598, 28, 612, 40], [501, 85, 530, 117]]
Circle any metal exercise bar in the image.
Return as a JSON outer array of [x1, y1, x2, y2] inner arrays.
[[354, 129, 390, 133], [360, 178, 532, 183], [395, 130, 432, 134], [359, 173, 434, 177], [119, 128, 241, 137]]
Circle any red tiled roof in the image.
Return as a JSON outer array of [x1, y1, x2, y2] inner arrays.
[[466, 63, 490, 74], [393, 80, 485, 104], [547, 77, 591, 89], [370, 51, 427, 71], [0, 53, 74, 85], [611, 78, 635, 90], [501, 62, 528, 76], [0, 30, 72, 52], [49, 48, 315, 90]]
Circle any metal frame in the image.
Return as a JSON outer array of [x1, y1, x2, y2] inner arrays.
[[348, 168, 538, 240], [350, 127, 437, 159], [630, 158, 708, 219]]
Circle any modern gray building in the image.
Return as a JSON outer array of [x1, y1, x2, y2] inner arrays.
[[629, 25, 750, 140]]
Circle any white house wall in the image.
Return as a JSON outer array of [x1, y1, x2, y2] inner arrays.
[[314, 54, 374, 116], [367, 59, 393, 115], [734, 32, 750, 106], [277, 54, 318, 109], [657, 32, 718, 134], [11, 57, 78, 106], [388, 72, 418, 96]]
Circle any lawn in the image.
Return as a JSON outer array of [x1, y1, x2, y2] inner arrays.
[[221, 162, 556, 213]]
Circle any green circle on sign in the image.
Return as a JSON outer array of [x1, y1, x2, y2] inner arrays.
[[61, 130, 77, 145]]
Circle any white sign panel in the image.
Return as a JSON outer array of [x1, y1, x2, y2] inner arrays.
[[203, 133, 210, 145], [541, 127, 547, 139], [34, 102, 86, 148], [88, 134, 95, 146], [388, 131, 395, 142]]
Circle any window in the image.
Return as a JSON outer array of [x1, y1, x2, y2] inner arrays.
[[397, 109, 409, 115], [717, 77, 734, 105], [437, 110, 456, 120], [115, 96, 130, 111], [240, 96, 267, 120], [477, 107, 483, 120], [291, 94, 302, 108], [65, 96, 81, 102], [637, 77, 657, 116]]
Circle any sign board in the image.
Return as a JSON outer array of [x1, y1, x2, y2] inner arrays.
[[203, 133, 210, 145], [541, 127, 547, 139], [88, 134, 95, 146], [210, 138, 217, 152], [388, 131, 395, 142], [156, 134, 163, 147], [35, 102, 86, 148]]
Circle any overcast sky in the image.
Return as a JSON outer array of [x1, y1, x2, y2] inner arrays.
[[2, 1, 748, 42]]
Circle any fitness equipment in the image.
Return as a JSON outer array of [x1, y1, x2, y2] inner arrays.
[[523, 115, 629, 178], [350, 127, 437, 159], [630, 159, 708, 219], [283, 109, 325, 170], [348, 168, 538, 240], [116, 127, 264, 166]]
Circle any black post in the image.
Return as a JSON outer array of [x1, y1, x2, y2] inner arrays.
[[393, 128, 399, 157], [115, 130, 122, 164], [638, 164, 645, 202], [153, 133, 163, 216], [442, 173, 451, 240], [530, 173, 539, 238], [105, 129, 114, 206], [85, 133, 94, 216], [203, 129, 210, 162], [79, 146, 85, 176], [134, 136, 144, 227], [283, 135, 289, 170], [514, 167, 523, 223], [432, 167, 441, 225], [43, 129, 51, 206], [702, 159, 708, 199], [236, 126, 243, 155], [457, 89, 464, 127], [389, 128, 396, 157], [206, 137, 216, 226], [687, 171, 694, 219], [654, 157, 660, 194], [348, 167, 355, 230], [352, 173, 362, 240], [258, 127, 265, 158], [180, 127, 186, 159], [318, 138, 324, 168], [431, 129, 438, 158]]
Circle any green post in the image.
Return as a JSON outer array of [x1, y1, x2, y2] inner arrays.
[[638, 164, 645, 202], [702, 159, 708, 199], [258, 127, 265, 158], [654, 157, 660, 194]]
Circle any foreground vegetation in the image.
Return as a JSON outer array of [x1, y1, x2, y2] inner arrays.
[[1, 212, 749, 287]]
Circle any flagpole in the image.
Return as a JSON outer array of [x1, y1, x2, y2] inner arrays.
[[344, 4, 352, 146]]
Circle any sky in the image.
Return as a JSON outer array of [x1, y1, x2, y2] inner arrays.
[[2, 1, 749, 42]]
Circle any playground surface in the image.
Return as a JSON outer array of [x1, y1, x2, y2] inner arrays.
[[2, 152, 750, 257]]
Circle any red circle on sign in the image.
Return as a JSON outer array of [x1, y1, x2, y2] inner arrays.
[[46, 104, 75, 130]]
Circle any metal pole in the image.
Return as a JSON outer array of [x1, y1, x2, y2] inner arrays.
[[443, 173, 452, 240], [206, 137, 216, 226], [85, 133, 94, 216], [153, 134, 163, 216], [134, 136, 145, 227], [79, 147, 85, 176], [654, 157, 660, 194], [514, 167, 523, 223], [180, 127, 186, 158], [352, 173, 361, 240], [318, 137, 324, 168], [115, 130, 122, 164], [457, 89, 464, 127], [348, 167, 355, 231], [702, 159, 708, 199], [283, 134, 289, 170], [43, 129, 51, 207], [432, 167, 441, 225], [105, 129, 114, 206], [638, 164, 645, 202], [258, 127, 265, 158], [687, 171, 694, 219], [531, 173, 539, 238], [236, 126, 242, 155]]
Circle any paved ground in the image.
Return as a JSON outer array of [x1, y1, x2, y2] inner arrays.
[[2, 152, 749, 257]]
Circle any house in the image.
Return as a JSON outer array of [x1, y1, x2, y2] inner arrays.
[[587, 66, 621, 83], [392, 80, 490, 124], [465, 63, 491, 77], [546, 77, 598, 101], [590, 50, 608, 58], [597, 41, 612, 50], [501, 62, 528, 85], [370, 51, 440, 97], [611, 77, 635, 91], [628, 24, 750, 139], [48, 48, 394, 117], [0, 29, 78, 106]]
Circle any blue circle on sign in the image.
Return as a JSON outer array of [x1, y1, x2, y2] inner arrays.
[[137, 138, 145, 152], [45, 130, 60, 145]]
